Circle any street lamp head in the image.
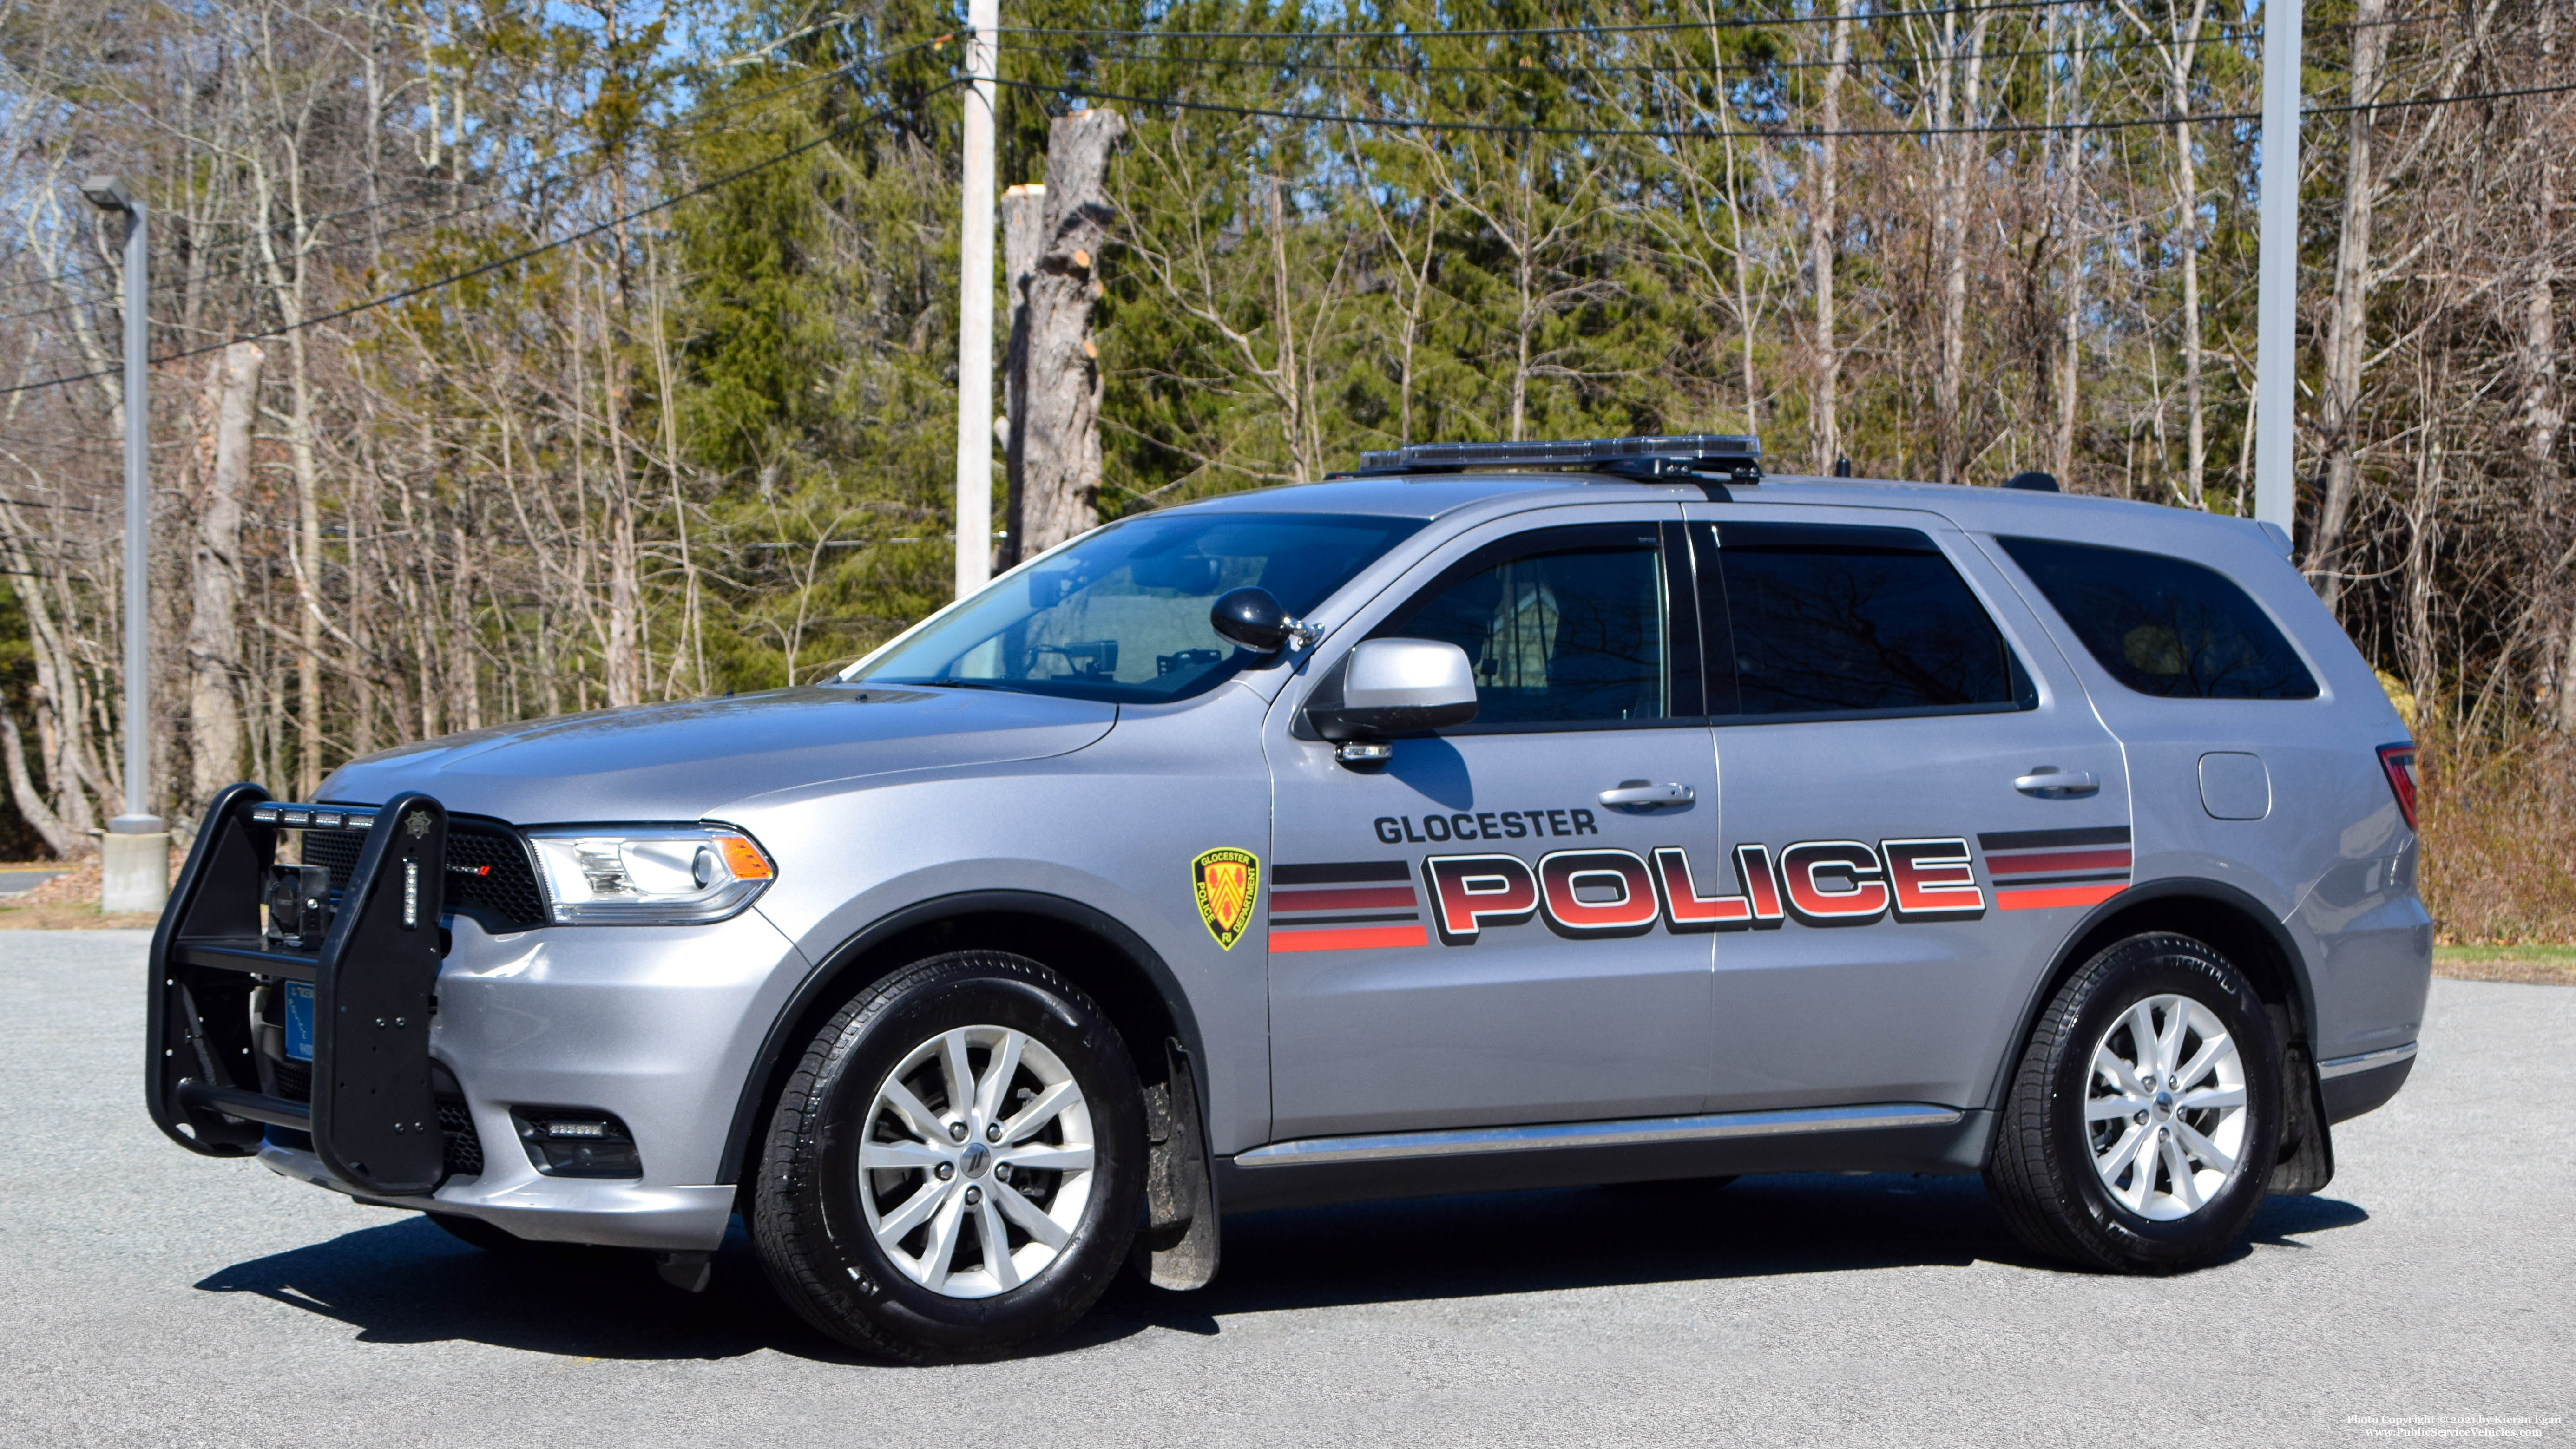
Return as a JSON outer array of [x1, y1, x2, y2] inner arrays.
[[80, 175, 136, 214]]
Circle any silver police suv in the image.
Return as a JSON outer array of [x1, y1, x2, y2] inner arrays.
[[147, 434, 2429, 1360]]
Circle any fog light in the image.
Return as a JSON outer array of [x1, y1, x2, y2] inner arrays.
[[510, 1108, 642, 1179]]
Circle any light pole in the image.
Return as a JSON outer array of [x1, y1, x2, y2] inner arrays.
[[2254, 0, 2302, 537], [952, 0, 998, 601], [82, 174, 169, 914]]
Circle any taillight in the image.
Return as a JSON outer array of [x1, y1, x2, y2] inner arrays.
[[2378, 743, 2420, 832]]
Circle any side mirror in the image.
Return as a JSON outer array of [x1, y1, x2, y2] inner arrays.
[[1306, 638, 1479, 741], [1210, 587, 1312, 653]]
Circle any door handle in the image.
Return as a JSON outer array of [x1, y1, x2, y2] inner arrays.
[[1599, 780, 1696, 813], [2014, 767, 2100, 799]]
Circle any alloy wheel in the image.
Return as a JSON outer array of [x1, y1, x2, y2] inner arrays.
[[2083, 993, 2250, 1221], [857, 1024, 1097, 1298]]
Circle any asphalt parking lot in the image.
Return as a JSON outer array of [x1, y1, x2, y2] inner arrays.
[[4, 930, 2568, 1448]]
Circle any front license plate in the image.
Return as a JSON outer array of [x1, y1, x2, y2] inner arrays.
[[283, 980, 315, 1062]]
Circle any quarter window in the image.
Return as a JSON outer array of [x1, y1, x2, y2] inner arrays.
[[1701, 523, 2022, 718], [1997, 537, 2319, 701], [1381, 528, 1671, 728]]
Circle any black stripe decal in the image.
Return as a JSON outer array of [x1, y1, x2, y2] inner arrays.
[[1275, 860, 1413, 885], [1991, 871, 2133, 888], [1265, 911, 1424, 926], [1977, 825, 2133, 852]]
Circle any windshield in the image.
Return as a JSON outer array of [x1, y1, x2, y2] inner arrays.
[[854, 512, 1426, 703]]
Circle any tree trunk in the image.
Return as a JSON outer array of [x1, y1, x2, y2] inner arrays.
[[2169, 0, 2213, 507], [1009, 109, 1127, 559], [999, 182, 1046, 570], [1810, 0, 1853, 471], [1934, 3, 1990, 484], [187, 343, 262, 807], [0, 713, 80, 858], [2310, 0, 2392, 612], [2522, 157, 2562, 465]]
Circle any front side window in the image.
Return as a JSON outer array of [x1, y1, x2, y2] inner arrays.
[[1997, 537, 2319, 701], [1702, 522, 2022, 718], [1378, 526, 1671, 729], [856, 512, 1424, 703]]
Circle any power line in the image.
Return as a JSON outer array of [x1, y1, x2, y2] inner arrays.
[[994, 71, 2257, 138], [995, 27, 2256, 80], [999, 5, 2442, 42], [997, 1, 2083, 42], [994, 69, 2576, 143], [0, 80, 966, 400], [9, 28, 2561, 400], [0, 35, 959, 323]]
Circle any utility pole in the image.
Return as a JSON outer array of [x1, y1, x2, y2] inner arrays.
[[953, 0, 999, 600], [81, 174, 170, 914], [2254, 0, 2302, 535]]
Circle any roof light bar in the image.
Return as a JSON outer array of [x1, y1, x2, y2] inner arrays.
[[1353, 433, 1761, 482]]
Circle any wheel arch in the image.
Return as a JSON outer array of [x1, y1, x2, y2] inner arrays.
[[718, 890, 1209, 1189], [1979, 877, 2318, 1117]]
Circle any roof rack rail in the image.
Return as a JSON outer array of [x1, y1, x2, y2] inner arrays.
[[1348, 433, 1762, 483]]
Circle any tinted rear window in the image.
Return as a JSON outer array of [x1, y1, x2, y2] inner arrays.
[[1705, 523, 2022, 718], [1998, 537, 2318, 700]]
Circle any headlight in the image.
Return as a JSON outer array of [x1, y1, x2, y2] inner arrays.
[[525, 824, 776, 924]]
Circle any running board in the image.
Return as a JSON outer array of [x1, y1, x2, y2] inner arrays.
[[1235, 1103, 1965, 1169]]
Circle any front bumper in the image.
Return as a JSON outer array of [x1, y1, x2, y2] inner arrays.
[[266, 907, 811, 1251]]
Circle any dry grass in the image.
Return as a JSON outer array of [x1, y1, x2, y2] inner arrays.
[[2419, 729, 2576, 949], [0, 853, 169, 930], [2432, 945, 2576, 985]]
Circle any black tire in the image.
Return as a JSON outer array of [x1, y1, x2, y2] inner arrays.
[[750, 950, 1145, 1361], [1986, 932, 2283, 1273]]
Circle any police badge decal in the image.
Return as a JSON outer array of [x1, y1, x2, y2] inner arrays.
[[1191, 847, 1261, 951]]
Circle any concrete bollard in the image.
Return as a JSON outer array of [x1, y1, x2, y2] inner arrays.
[[101, 830, 171, 915]]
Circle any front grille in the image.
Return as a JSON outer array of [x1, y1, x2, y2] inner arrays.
[[444, 825, 549, 929], [301, 815, 548, 931], [437, 1095, 485, 1177]]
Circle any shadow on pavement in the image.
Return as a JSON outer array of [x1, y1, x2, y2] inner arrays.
[[1102, 1174, 2372, 1337], [193, 1175, 2369, 1362]]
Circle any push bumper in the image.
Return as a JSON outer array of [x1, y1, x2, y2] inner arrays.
[[150, 786, 812, 1252]]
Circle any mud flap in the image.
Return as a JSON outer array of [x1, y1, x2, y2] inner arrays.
[[2267, 1040, 2336, 1196], [1135, 1036, 1221, 1290]]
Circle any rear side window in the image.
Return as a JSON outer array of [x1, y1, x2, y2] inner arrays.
[[1998, 537, 2318, 701], [1700, 523, 2023, 718]]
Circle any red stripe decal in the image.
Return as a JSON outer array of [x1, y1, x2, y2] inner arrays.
[[1270, 885, 1418, 913], [1268, 924, 1430, 953], [1986, 848, 2132, 876], [1994, 883, 2127, 911]]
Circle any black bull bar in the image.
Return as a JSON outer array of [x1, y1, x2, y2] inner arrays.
[[146, 783, 452, 1196]]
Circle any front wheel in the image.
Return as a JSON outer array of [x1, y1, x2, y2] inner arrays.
[[1985, 933, 2283, 1272], [751, 951, 1145, 1360]]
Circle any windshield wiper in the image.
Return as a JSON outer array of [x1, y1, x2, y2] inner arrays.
[[917, 677, 1024, 693]]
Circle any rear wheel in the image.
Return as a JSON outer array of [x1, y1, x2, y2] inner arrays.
[[751, 951, 1145, 1361], [1985, 933, 2283, 1272]]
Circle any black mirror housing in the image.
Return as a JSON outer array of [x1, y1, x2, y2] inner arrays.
[[1210, 587, 1297, 652]]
